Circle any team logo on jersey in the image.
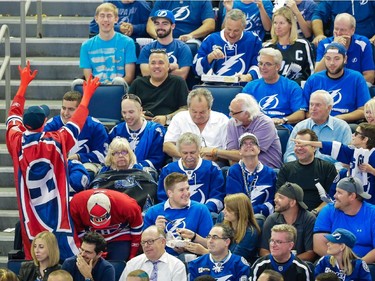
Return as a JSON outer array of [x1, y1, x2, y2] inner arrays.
[[189, 183, 205, 203], [217, 53, 246, 75], [246, 14, 260, 32], [216, 275, 232, 281], [329, 89, 343, 107], [360, 0, 368, 5], [166, 217, 186, 236], [172, 6, 190, 21], [259, 94, 279, 110], [198, 267, 211, 273], [167, 51, 178, 64]]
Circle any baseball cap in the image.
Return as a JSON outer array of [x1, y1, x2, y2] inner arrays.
[[151, 9, 175, 24], [23, 105, 50, 130], [336, 176, 371, 200], [238, 132, 259, 147], [277, 182, 308, 210], [324, 42, 347, 56], [324, 228, 356, 248], [87, 192, 111, 229]]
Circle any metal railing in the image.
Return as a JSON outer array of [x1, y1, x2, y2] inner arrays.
[[20, 0, 43, 67], [0, 25, 11, 120]]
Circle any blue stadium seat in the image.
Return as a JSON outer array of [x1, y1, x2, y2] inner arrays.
[[73, 84, 124, 125], [186, 40, 201, 90], [108, 260, 126, 281], [192, 85, 243, 116], [7, 259, 28, 275], [277, 126, 290, 156]]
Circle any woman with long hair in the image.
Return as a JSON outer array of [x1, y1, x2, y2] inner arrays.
[[264, 6, 314, 85], [315, 228, 372, 280], [18, 231, 60, 281]]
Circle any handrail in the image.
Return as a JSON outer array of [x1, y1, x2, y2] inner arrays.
[[20, 0, 43, 67], [0, 25, 11, 120]]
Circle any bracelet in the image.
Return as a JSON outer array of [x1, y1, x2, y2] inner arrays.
[[191, 232, 197, 242], [211, 148, 218, 158]]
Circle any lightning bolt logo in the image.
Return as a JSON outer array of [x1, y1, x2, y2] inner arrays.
[[173, 6, 190, 21], [166, 218, 186, 234], [189, 184, 205, 203], [217, 53, 245, 75], [167, 52, 177, 64], [69, 139, 88, 155], [216, 275, 232, 281], [251, 185, 270, 202], [329, 89, 342, 106], [259, 94, 279, 109]]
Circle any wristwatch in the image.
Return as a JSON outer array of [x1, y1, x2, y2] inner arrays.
[[282, 117, 289, 124]]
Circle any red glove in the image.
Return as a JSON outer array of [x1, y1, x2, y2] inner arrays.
[[18, 61, 38, 88], [80, 75, 100, 107]]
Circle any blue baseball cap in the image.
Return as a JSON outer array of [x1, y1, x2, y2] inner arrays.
[[324, 42, 347, 56], [324, 228, 356, 248], [23, 105, 50, 130], [151, 9, 175, 24]]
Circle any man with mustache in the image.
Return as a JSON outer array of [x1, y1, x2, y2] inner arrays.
[[137, 9, 193, 80]]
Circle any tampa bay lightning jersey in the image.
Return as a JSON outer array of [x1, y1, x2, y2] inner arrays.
[[315, 256, 372, 281], [109, 120, 166, 170], [157, 158, 225, 213], [303, 68, 370, 116], [44, 115, 108, 164], [243, 75, 307, 118], [188, 252, 250, 281], [226, 161, 276, 217], [195, 30, 262, 79]]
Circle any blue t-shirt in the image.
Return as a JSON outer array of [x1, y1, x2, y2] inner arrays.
[[89, 0, 151, 38], [303, 68, 370, 116], [151, 0, 214, 38], [221, 0, 273, 40], [243, 75, 307, 119], [137, 39, 193, 68], [80, 32, 137, 84]]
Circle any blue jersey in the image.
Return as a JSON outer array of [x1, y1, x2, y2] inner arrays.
[[243, 75, 307, 119], [188, 252, 251, 281], [143, 200, 213, 256], [195, 30, 262, 79], [137, 39, 193, 68], [151, 0, 214, 38], [314, 202, 375, 258], [221, 0, 273, 40], [80, 32, 137, 84], [317, 35, 375, 74], [303, 69, 370, 117], [108, 120, 166, 170], [226, 161, 276, 217], [89, 0, 151, 38], [157, 158, 225, 213], [312, 0, 375, 38], [320, 141, 375, 204], [44, 115, 108, 164], [315, 256, 372, 281], [68, 160, 89, 195]]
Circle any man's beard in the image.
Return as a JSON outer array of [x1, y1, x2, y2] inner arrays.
[[157, 27, 172, 39]]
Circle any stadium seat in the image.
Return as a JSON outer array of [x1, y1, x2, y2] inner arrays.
[[73, 84, 124, 125], [186, 39, 201, 90], [192, 85, 243, 116], [277, 126, 290, 156], [368, 263, 375, 281], [7, 259, 28, 275], [108, 260, 126, 281]]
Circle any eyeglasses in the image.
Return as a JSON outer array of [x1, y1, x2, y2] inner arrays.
[[258, 62, 276, 67], [122, 94, 142, 106], [269, 239, 292, 246], [229, 110, 244, 116], [206, 234, 228, 240], [140, 237, 162, 246], [112, 150, 128, 157], [354, 131, 366, 138]]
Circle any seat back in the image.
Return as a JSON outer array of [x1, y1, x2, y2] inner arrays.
[[277, 126, 290, 156], [186, 40, 201, 90], [73, 85, 124, 124], [368, 263, 375, 281], [192, 85, 243, 116], [108, 260, 126, 281], [7, 259, 28, 275]]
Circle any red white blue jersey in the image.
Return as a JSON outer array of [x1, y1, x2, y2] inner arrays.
[[69, 189, 143, 259], [6, 95, 87, 260]]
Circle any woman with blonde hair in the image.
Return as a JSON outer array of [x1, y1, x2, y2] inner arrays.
[[100, 137, 140, 172], [222, 193, 261, 263], [315, 228, 372, 280], [18, 231, 60, 281], [364, 98, 375, 125], [264, 6, 314, 85]]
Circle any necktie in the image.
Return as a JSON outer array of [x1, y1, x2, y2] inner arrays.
[[150, 260, 159, 281]]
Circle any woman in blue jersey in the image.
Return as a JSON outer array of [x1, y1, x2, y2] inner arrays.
[[315, 228, 372, 281], [263, 6, 314, 85]]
